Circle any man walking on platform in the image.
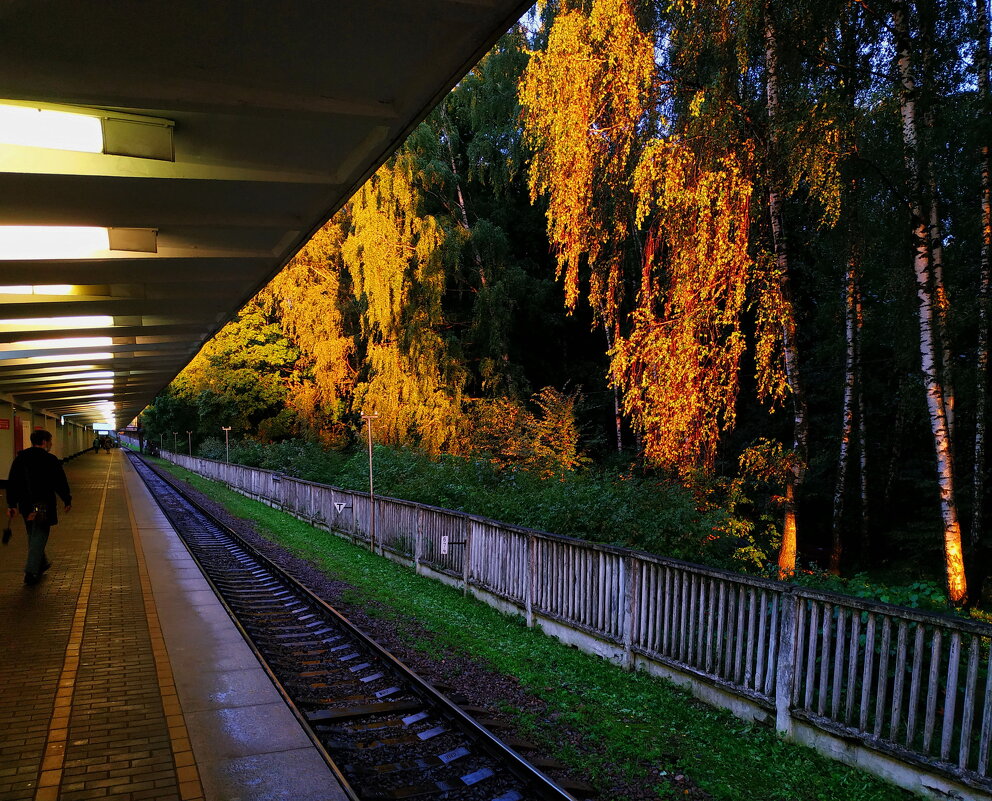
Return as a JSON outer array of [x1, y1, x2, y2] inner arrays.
[[6, 430, 72, 585]]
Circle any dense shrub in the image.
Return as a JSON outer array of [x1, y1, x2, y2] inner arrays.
[[200, 439, 729, 563], [190, 437, 969, 612], [196, 436, 346, 481]]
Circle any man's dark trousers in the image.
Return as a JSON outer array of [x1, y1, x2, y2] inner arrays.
[[24, 517, 51, 578]]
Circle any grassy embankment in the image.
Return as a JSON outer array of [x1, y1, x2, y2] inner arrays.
[[152, 457, 915, 801]]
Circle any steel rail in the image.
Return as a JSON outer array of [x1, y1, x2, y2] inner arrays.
[[127, 451, 578, 801]]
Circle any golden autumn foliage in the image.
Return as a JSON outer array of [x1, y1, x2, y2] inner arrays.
[[468, 386, 587, 478], [611, 141, 758, 473], [268, 217, 355, 446], [519, 0, 655, 324], [523, 0, 789, 476], [343, 152, 466, 454]]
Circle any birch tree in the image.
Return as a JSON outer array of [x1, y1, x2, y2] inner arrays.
[[892, 0, 967, 602], [763, 0, 809, 576], [973, 0, 991, 549]]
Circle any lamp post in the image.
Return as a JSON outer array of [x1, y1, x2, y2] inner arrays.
[[361, 413, 379, 554], [172, 431, 178, 451], [187, 430, 192, 455], [222, 426, 232, 462]]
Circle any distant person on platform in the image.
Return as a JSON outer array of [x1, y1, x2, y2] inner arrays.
[[93, 435, 100, 455], [6, 430, 72, 585]]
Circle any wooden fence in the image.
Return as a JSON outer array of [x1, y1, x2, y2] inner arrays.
[[154, 449, 992, 797]]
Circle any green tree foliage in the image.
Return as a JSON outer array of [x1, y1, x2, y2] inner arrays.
[[143, 296, 298, 446]]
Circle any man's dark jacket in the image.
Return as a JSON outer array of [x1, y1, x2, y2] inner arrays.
[[6, 447, 71, 525]]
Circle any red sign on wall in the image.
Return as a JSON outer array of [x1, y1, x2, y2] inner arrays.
[[0, 419, 9, 430]]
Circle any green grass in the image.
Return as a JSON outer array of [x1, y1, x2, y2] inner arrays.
[[153, 458, 915, 801]]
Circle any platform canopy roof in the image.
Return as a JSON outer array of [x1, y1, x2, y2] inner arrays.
[[0, 0, 530, 433]]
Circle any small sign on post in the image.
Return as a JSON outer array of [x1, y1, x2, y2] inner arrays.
[[333, 501, 350, 514], [440, 535, 449, 555]]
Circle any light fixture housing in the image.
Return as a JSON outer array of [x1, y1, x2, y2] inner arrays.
[[0, 100, 174, 161]]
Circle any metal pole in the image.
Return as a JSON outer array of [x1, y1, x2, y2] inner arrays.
[[222, 426, 231, 462], [172, 431, 177, 451], [187, 430, 192, 455], [362, 413, 379, 554]]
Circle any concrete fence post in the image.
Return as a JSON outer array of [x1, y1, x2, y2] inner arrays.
[[462, 517, 471, 596], [775, 588, 798, 736], [415, 508, 423, 574], [622, 555, 636, 671], [526, 534, 535, 628]]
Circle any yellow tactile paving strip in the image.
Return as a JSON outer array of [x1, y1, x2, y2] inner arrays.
[[32, 458, 111, 801], [123, 467, 204, 801]]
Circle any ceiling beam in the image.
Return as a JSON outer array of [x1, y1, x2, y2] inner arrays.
[[0, 173, 335, 228], [0, 257, 272, 285]]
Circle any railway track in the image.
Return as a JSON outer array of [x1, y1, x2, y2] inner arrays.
[[128, 452, 580, 801]]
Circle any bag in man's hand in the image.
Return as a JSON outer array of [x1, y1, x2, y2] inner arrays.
[[2, 527, 11, 545], [27, 504, 48, 524]]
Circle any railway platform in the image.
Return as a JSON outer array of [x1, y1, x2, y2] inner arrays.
[[0, 450, 350, 801]]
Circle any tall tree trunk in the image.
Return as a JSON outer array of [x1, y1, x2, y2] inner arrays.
[[929, 183, 955, 437], [764, 0, 808, 578], [893, 0, 967, 603], [600, 315, 624, 452], [831, 254, 858, 574], [973, 0, 991, 549], [855, 286, 869, 557], [839, 2, 869, 564], [439, 107, 487, 288], [919, 1, 956, 440]]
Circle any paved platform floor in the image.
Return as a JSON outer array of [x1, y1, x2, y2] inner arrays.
[[0, 451, 350, 801]]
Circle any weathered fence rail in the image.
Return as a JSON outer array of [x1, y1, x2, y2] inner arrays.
[[150, 448, 992, 798]]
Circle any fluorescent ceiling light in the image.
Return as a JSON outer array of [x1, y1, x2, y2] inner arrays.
[[0, 285, 76, 296], [21, 382, 114, 393], [0, 226, 109, 260], [34, 285, 75, 295], [0, 103, 103, 153], [4, 336, 113, 350], [1, 371, 114, 384], [0, 101, 173, 161], [36, 378, 114, 387], [0, 316, 113, 332], [1, 363, 105, 375], [0, 351, 114, 365], [48, 371, 114, 381]]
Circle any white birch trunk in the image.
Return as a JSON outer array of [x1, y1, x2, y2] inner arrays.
[[893, 0, 967, 603], [973, 0, 991, 549], [604, 322, 624, 453], [929, 189, 955, 438], [831, 256, 857, 574], [921, 0, 955, 440], [439, 107, 487, 287], [855, 286, 869, 552]]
